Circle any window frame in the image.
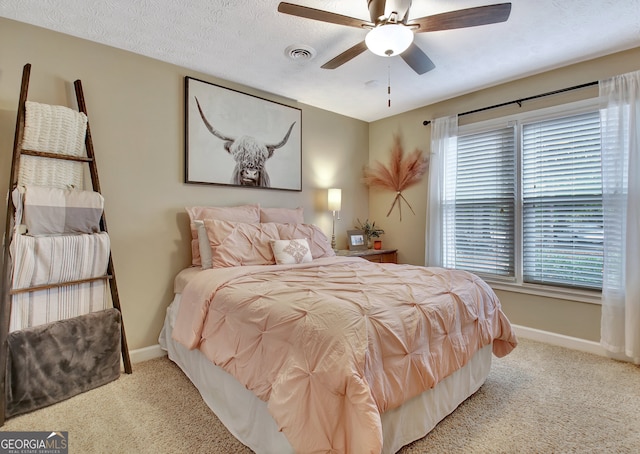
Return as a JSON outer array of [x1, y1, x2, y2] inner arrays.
[[456, 99, 603, 304]]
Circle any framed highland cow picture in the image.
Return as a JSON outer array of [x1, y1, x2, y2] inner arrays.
[[185, 76, 302, 191]]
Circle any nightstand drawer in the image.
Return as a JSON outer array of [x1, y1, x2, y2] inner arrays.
[[337, 249, 398, 264], [362, 251, 397, 263]]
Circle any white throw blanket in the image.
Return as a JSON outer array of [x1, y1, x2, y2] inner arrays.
[[19, 101, 87, 189]]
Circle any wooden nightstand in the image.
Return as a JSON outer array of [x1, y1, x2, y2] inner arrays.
[[337, 248, 398, 264]]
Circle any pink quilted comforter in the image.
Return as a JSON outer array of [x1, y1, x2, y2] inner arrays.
[[173, 257, 517, 454]]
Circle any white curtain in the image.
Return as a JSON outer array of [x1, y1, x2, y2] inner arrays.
[[426, 115, 458, 267], [600, 70, 640, 364]]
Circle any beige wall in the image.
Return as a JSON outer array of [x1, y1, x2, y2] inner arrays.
[[0, 18, 369, 350], [369, 46, 640, 342]]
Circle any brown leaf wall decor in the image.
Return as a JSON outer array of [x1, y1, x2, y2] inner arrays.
[[363, 135, 429, 221]]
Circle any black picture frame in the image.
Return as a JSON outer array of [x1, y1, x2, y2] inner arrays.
[[184, 76, 302, 191], [347, 229, 367, 251]]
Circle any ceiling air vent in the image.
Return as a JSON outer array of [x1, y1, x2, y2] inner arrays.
[[285, 45, 316, 61]]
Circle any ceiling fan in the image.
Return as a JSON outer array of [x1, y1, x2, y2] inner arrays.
[[277, 0, 512, 75]]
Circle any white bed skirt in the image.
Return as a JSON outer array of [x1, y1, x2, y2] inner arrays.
[[159, 294, 492, 454]]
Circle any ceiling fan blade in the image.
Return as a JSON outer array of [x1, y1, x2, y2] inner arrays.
[[401, 43, 436, 75], [278, 2, 373, 29], [321, 41, 369, 69], [410, 3, 512, 33], [368, 0, 386, 23]]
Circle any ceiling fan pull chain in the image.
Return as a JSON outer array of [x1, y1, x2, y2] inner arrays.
[[388, 65, 391, 107]]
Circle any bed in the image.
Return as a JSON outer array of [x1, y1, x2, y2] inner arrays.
[[159, 205, 517, 454]]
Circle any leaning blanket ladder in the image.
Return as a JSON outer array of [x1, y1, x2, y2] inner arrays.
[[0, 63, 132, 425]]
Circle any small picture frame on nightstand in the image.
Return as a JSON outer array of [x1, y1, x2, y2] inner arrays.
[[347, 229, 367, 251]]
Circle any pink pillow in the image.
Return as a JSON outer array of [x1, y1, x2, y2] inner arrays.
[[275, 223, 335, 259], [186, 204, 260, 266], [204, 219, 279, 267], [260, 206, 304, 224]]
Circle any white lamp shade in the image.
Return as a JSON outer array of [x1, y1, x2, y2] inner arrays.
[[365, 24, 413, 57], [328, 188, 342, 211]]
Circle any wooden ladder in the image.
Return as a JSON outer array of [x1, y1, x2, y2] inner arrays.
[[0, 63, 132, 425]]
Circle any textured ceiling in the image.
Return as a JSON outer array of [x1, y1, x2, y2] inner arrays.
[[1, 0, 639, 122]]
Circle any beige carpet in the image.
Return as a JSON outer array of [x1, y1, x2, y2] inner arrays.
[[2, 338, 639, 453]]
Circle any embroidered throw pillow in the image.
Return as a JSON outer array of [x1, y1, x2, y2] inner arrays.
[[270, 238, 313, 265]]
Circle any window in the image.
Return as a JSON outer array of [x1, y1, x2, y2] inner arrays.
[[452, 127, 516, 277], [521, 111, 603, 289], [443, 101, 603, 293]]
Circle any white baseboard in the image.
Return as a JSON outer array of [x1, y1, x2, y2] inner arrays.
[[512, 324, 607, 357], [128, 344, 166, 364]]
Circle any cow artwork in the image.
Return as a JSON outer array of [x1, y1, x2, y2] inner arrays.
[[195, 97, 296, 188]]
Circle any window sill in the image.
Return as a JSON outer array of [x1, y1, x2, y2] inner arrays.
[[485, 280, 602, 305]]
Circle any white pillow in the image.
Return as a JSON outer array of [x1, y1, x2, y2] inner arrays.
[[194, 220, 212, 269], [270, 238, 313, 265]]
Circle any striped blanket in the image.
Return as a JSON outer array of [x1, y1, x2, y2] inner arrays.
[[9, 232, 111, 332]]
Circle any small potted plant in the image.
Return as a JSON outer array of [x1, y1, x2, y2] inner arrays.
[[355, 218, 385, 249]]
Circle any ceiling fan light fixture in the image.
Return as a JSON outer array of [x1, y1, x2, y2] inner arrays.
[[365, 24, 413, 57]]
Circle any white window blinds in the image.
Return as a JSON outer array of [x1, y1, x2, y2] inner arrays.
[[447, 127, 516, 277], [522, 111, 603, 289]]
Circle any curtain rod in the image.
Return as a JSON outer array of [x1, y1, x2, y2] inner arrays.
[[422, 81, 598, 126]]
